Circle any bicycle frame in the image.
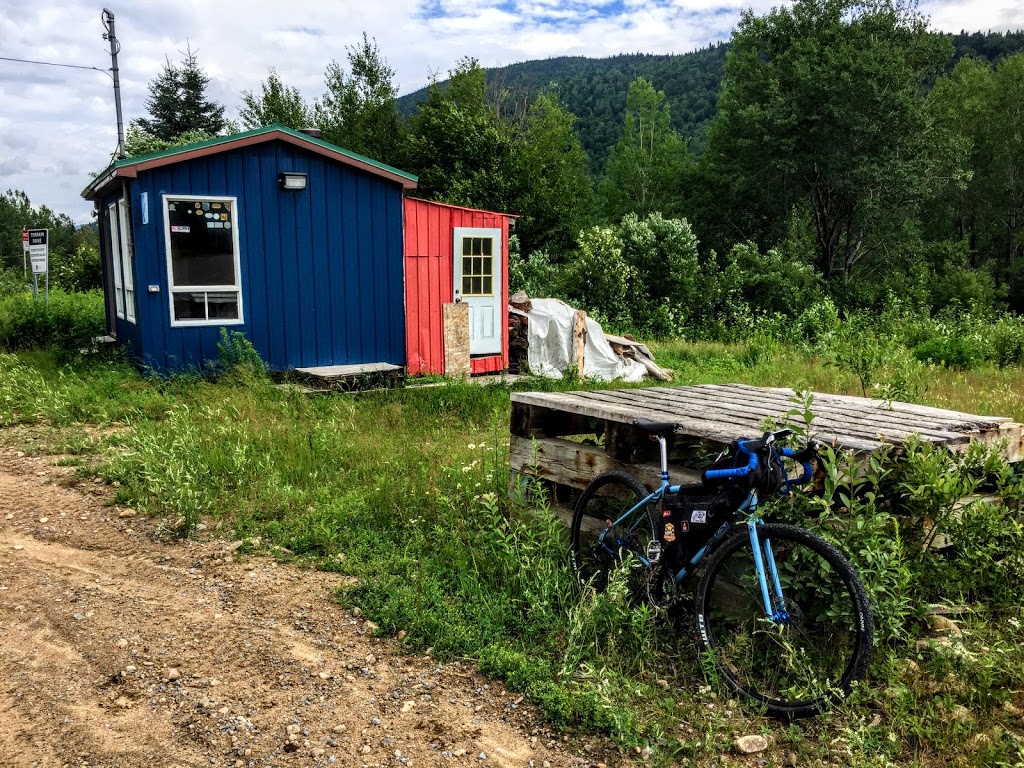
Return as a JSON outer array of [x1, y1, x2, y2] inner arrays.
[[596, 434, 790, 623]]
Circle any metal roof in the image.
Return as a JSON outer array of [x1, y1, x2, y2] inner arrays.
[[82, 124, 418, 199]]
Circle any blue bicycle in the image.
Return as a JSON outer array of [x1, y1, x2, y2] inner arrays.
[[570, 421, 873, 719]]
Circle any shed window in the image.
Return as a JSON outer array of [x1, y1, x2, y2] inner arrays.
[[163, 196, 243, 326], [118, 199, 135, 323], [107, 203, 125, 320]]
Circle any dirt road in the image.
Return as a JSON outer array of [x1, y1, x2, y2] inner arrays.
[[0, 448, 618, 768]]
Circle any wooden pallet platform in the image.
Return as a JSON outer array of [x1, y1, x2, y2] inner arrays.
[[510, 383, 1023, 492]]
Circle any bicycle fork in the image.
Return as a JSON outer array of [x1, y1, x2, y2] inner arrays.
[[748, 519, 790, 624]]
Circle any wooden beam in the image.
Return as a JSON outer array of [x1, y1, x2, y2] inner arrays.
[[510, 434, 703, 492], [572, 310, 587, 375]]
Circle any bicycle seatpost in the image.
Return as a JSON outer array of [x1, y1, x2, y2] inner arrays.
[[656, 436, 669, 484]]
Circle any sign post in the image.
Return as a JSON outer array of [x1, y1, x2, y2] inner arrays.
[[21, 228, 29, 276], [28, 229, 49, 304]]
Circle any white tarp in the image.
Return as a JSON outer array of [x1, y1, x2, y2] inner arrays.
[[526, 298, 648, 382]]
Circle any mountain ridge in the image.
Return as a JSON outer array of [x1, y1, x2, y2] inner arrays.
[[396, 30, 1024, 171]]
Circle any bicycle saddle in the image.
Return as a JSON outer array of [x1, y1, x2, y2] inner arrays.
[[632, 419, 679, 436]]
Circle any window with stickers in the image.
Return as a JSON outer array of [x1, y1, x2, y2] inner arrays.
[[163, 196, 243, 325]]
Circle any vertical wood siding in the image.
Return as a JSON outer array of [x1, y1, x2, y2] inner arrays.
[[403, 198, 511, 376], [125, 141, 407, 372]]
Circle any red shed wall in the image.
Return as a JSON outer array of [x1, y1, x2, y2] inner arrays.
[[403, 198, 511, 376]]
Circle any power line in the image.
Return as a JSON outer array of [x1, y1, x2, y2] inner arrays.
[[0, 55, 110, 78]]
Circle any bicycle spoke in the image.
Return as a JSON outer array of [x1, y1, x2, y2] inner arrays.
[[697, 524, 873, 718], [571, 472, 659, 600]]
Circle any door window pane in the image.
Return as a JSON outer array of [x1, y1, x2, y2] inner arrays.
[[459, 237, 496, 296]]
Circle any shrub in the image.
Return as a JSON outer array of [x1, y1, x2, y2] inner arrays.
[[989, 314, 1024, 366], [618, 212, 702, 335], [0, 290, 105, 358], [562, 225, 635, 330], [718, 241, 821, 320], [0, 268, 30, 298], [509, 241, 558, 299], [912, 336, 981, 370], [216, 329, 267, 378]]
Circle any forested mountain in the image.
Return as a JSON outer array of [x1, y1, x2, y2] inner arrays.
[[399, 46, 728, 171], [398, 30, 1024, 170]]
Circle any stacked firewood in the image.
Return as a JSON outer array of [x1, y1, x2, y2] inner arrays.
[[508, 290, 532, 374]]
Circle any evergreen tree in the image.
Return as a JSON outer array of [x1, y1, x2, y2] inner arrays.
[[240, 69, 312, 130], [134, 44, 227, 140]]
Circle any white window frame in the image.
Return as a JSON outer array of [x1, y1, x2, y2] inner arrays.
[[162, 194, 244, 328], [118, 199, 136, 323], [108, 202, 125, 320]]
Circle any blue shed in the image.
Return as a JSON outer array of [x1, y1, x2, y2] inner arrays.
[[81, 125, 417, 373]]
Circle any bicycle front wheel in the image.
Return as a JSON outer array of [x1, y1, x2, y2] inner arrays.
[[570, 471, 659, 597], [695, 523, 873, 719]]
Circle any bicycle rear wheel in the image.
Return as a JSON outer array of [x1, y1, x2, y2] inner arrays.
[[570, 471, 659, 597], [695, 523, 873, 719]]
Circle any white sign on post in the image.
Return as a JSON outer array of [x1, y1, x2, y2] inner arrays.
[[28, 229, 48, 275]]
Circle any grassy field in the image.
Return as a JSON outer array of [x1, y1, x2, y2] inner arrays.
[[1, 342, 1023, 767]]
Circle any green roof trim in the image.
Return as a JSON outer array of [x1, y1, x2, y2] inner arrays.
[[82, 124, 417, 199]]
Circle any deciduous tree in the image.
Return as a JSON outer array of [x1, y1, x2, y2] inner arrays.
[[315, 34, 405, 164], [513, 90, 594, 255], [240, 69, 312, 130], [599, 77, 689, 220], [405, 59, 517, 213], [703, 0, 951, 280]]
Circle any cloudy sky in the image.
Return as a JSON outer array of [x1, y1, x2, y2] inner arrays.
[[1, 0, 1022, 223]]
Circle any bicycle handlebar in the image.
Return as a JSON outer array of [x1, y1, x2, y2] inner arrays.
[[704, 431, 816, 486], [704, 440, 759, 480]]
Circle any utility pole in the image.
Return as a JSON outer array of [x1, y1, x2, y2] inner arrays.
[[101, 8, 125, 159]]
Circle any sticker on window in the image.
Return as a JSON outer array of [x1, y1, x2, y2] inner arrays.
[[690, 509, 708, 524], [171, 225, 191, 233]]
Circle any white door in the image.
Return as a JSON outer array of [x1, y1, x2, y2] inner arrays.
[[453, 227, 502, 356]]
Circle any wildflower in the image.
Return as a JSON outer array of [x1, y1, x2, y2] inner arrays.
[[468, 443, 477, 450]]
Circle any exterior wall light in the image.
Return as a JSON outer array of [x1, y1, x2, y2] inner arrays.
[[279, 172, 308, 191]]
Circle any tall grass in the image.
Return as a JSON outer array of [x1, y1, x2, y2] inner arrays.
[[2, 344, 1024, 765]]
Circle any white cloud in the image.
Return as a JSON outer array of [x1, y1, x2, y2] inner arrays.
[[0, 0, 1018, 222]]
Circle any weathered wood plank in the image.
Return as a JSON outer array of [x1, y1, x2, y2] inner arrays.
[[510, 386, 1021, 460], [626, 387, 964, 444], [562, 390, 885, 452], [622, 384, 1000, 436], [510, 435, 703, 492], [732, 384, 1010, 425]]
